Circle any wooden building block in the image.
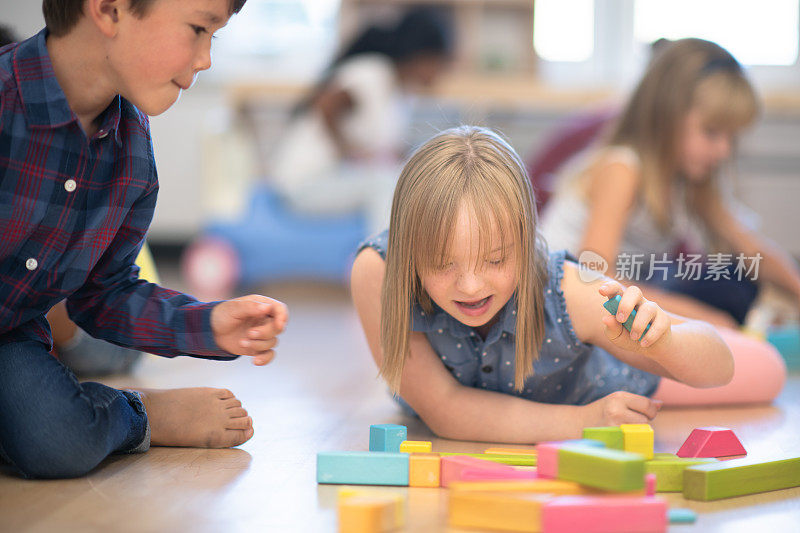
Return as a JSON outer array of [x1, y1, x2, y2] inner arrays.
[[620, 424, 654, 459], [439, 452, 537, 466], [338, 496, 397, 533], [460, 467, 538, 482], [369, 424, 407, 453], [449, 491, 548, 532], [667, 508, 697, 524], [485, 447, 539, 456], [582, 427, 624, 450], [535, 443, 561, 479], [541, 495, 667, 533], [645, 457, 717, 492], [338, 489, 405, 529], [604, 295, 651, 338], [317, 452, 409, 486], [449, 479, 600, 496], [409, 453, 440, 488], [683, 455, 800, 501], [441, 456, 518, 487], [557, 446, 646, 492], [398, 440, 432, 453], [676, 427, 746, 458]]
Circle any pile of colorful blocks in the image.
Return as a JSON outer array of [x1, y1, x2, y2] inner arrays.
[[317, 424, 800, 532]]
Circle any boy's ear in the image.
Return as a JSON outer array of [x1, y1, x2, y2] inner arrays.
[[84, 0, 123, 37]]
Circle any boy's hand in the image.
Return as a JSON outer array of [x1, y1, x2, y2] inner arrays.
[[211, 295, 288, 366], [599, 282, 672, 352], [583, 391, 663, 426]]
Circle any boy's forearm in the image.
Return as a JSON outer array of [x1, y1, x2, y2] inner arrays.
[[420, 386, 586, 444], [649, 321, 734, 387]]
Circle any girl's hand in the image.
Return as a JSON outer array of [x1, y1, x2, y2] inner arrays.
[[582, 391, 663, 426], [599, 281, 672, 352], [211, 295, 289, 366]]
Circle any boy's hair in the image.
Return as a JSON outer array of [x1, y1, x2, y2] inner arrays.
[[605, 38, 759, 232], [380, 126, 549, 393], [43, 0, 248, 37]]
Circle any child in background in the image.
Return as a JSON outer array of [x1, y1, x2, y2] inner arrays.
[[351, 126, 784, 444], [0, 0, 287, 479], [269, 7, 452, 232], [540, 38, 800, 329]]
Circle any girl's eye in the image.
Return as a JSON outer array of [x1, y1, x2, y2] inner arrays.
[[436, 263, 453, 271], [487, 257, 505, 266], [191, 25, 208, 35]]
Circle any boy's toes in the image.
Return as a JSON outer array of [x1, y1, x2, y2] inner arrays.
[[228, 428, 254, 447], [215, 388, 235, 400], [226, 416, 253, 431], [226, 407, 249, 418]]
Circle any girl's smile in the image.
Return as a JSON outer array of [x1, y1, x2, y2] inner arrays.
[[454, 295, 493, 316]]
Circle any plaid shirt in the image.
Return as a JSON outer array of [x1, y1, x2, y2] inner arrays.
[[0, 30, 231, 359]]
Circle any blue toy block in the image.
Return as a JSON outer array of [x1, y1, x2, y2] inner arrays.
[[603, 295, 651, 339], [767, 325, 800, 371], [369, 424, 407, 452], [561, 439, 606, 448], [317, 451, 409, 485], [668, 508, 697, 524]]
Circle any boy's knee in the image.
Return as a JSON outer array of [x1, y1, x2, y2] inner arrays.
[[1, 421, 107, 479]]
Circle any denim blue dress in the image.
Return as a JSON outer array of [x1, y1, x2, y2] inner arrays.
[[359, 231, 660, 411]]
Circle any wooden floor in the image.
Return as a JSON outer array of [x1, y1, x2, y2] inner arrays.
[[2, 283, 799, 532]]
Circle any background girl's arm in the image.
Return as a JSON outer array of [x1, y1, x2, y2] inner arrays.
[[563, 261, 734, 388], [351, 249, 659, 443], [580, 158, 738, 328], [312, 86, 355, 157], [703, 193, 800, 309]]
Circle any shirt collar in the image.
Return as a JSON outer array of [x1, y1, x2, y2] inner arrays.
[[14, 28, 123, 145]]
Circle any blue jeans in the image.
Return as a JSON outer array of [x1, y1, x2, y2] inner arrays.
[[0, 340, 150, 479]]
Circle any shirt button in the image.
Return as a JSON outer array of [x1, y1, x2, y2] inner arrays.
[[97, 130, 108, 138], [64, 179, 77, 192], [25, 258, 38, 270], [481, 365, 493, 373]]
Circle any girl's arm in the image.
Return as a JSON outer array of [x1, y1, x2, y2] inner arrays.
[[581, 158, 739, 328], [703, 194, 800, 308], [563, 261, 734, 388], [350, 249, 660, 443], [312, 86, 355, 157]]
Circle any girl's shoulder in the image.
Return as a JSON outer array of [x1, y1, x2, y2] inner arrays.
[[358, 229, 389, 260]]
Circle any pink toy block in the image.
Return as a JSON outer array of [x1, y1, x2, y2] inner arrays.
[[459, 467, 538, 482], [645, 473, 656, 496], [440, 456, 517, 487], [536, 443, 562, 479], [542, 496, 667, 533], [676, 427, 746, 458]]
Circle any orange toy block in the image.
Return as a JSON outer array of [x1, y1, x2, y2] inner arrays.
[[449, 491, 549, 532], [409, 453, 440, 487], [338, 496, 397, 533], [485, 447, 539, 456]]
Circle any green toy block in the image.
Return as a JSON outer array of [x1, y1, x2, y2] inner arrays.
[[557, 445, 646, 492], [317, 451, 409, 486], [683, 455, 800, 500], [438, 452, 537, 467], [369, 424, 407, 452], [604, 295, 650, 339], [582, 427, 624, 450], [645, 457, 717, 492]]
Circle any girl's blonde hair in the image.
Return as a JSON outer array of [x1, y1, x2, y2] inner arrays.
[[380, 126, 549, 393], [607, 38, 759, 231]]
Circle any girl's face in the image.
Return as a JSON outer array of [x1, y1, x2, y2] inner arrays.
[[420, 201, 518, 332], [677, 107, 735, 182]]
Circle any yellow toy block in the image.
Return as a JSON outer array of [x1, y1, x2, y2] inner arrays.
[[409, 453, 440, 487], [338, 497, 396, 533], [338, 489, 405, 529], [449, 479, 592, 495], [449, 491, 548, 532], [485, 447, 538, 456], [399, 440, 432, 453], [620, 424, 654, 459]]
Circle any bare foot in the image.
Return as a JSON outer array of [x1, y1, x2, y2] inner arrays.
[[135, 388, 254, 448]]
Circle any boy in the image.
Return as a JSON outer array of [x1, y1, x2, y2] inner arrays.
[[0, 0, 288, 479]]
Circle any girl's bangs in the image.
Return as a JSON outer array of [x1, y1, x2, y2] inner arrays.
[[694, 73, 759, 132]]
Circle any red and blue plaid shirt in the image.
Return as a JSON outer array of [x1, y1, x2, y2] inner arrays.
[[0, 30, 231, 359]]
